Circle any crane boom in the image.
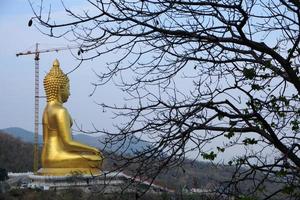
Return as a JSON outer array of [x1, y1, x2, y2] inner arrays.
[[16, 43, 79, 174], [16, 45, 79, 57]]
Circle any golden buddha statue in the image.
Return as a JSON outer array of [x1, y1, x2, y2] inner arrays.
[[38, 59, 103, 176]]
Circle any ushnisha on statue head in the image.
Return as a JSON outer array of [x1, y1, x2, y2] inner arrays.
[[43, 59, 70, 103]]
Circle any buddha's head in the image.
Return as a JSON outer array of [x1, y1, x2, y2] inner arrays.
[[44, 59, 70, 103]]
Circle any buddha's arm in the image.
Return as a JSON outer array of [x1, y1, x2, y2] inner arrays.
[[56, 108, 100, 154], [42, 110, 48, 144]]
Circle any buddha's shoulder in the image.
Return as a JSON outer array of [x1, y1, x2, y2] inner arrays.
[[46, 104, 69, 116]]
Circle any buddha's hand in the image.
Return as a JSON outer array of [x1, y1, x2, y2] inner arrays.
[[93, 148, 102, 156]]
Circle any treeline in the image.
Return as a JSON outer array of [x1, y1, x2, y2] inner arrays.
[[1, 188, 212, 200], [102, 152, 235, 190], [0, 131, 35, 172]]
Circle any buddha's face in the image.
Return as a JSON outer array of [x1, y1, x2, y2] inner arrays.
[[60, 82, 70, 103]]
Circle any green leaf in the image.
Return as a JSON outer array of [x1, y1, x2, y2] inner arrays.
[[229, 120, 237, 126], [251, 84, 262, 90], [246, 101, 251, 106], [218, 113, 224, 120], [291, 120, 299, 131], [282, 185, 295, 194], [243, 138, 258, 145], [217, 147, 225, 152], [238, 196, 258, 200], [201, 151, 217, 160], [276, 169, 287, 177], [278, 96, 289, 106], [237, 158, 245, 164], [264, 60, 272, 68], [258, 185, 266, 192], [243, 68, 256, 80], [271, 122, 276, 127], [224, 131, 234, 139], [278, 112, 286, 117]]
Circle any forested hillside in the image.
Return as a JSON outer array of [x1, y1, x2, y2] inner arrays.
[[0, 131, 34, 172]]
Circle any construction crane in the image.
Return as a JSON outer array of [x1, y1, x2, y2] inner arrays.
[[16, 43, 79, 174]]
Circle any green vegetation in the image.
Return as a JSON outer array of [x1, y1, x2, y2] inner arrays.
[[0, 189, 217, 200], [0, 131, 35, 172]]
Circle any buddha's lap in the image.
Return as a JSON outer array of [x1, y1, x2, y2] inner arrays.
[[42, 155, 102, 168], [45, 151, 100, 159]]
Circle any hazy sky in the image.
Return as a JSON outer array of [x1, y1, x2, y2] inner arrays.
[[0, 0, 265, 162], [0, 0, 120, 133]]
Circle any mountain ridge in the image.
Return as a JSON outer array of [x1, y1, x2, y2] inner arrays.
[[0, 127, 151, 155]]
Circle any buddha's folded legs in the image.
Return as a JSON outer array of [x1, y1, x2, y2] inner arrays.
[[39, 153, 102, 176], [42, 152, 102, 169]]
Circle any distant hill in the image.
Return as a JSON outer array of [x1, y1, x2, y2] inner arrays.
[[1, 127, 43, 144], [1, 127, 151, 155]]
